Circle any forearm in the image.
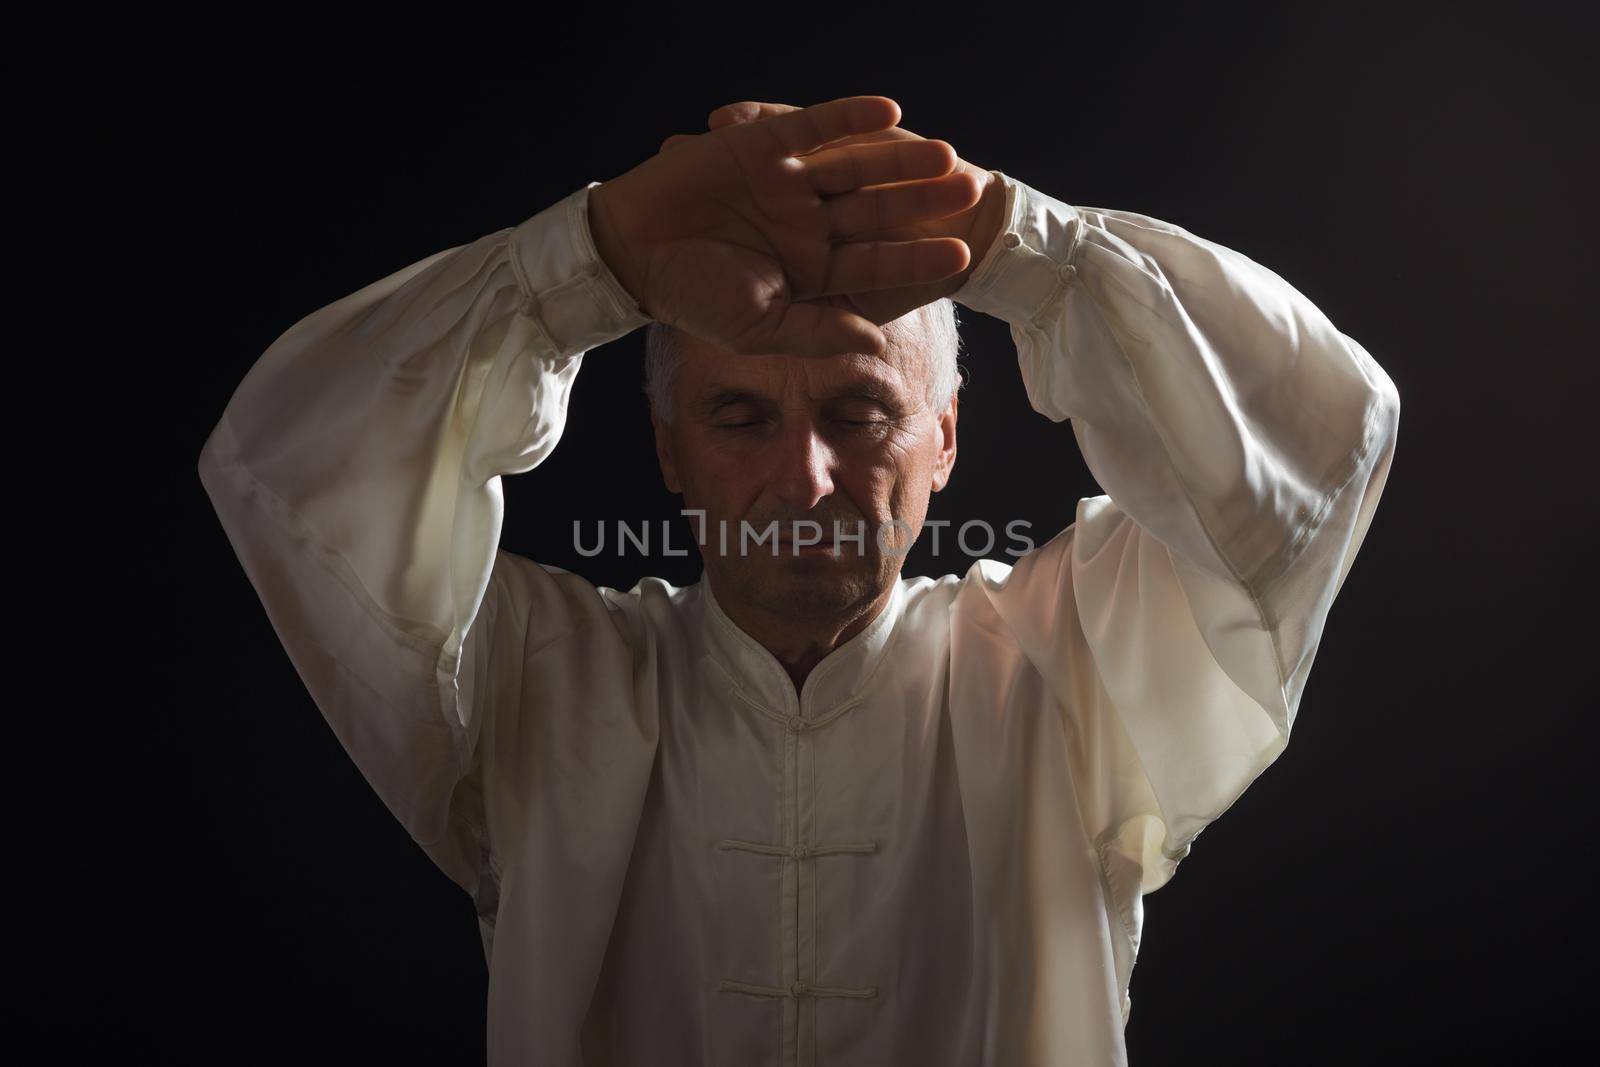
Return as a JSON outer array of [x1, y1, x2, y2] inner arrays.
[[196, 182, 652, 887], [954, 172, 1400, 595], [944, 168, 1009, 299], [962, 175, 1402, 918], [586, 179, 650, 315], [198, 181, 649, 732]]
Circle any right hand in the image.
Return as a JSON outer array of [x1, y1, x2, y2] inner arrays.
[[587, 95, 982, 359]]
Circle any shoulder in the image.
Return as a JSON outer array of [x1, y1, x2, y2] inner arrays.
[[897, 557, 1020, 641], [486, 550, 699, 650], [897, 516, 1094, 652]]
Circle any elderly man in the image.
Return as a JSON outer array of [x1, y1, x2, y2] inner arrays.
[[198, 95, 1400, 1065]]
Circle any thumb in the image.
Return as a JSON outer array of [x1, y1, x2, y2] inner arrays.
[[767, 301, 887, 360]]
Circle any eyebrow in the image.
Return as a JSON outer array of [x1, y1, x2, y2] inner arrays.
[[825, 383, 900, 407], [696, 381, 902, 417], [698, 389, 767, 417]]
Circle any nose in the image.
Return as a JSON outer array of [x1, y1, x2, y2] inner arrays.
[[769, 419, 836, 512]]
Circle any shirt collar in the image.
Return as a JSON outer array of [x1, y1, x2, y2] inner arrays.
[[696, 571, 907, 722]]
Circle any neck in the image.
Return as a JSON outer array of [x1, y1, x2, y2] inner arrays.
[[714, 580, 896, 694]]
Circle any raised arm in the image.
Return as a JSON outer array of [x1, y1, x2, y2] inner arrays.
[[196, 183, 650, 915], [947, 173, 1400, 1032], [955, 170, 1400, 877]]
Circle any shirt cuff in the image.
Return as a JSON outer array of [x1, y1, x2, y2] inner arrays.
[[507, 182, 654, 358], [952, 170, 1086, 327]]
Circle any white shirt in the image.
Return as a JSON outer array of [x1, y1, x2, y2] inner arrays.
[[198, 171, 1400, 1066]]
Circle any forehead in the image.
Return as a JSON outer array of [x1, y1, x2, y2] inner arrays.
[[674, 328, 931, 407]]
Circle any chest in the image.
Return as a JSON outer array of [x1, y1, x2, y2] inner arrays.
[[576, 653, 1101, 1066]]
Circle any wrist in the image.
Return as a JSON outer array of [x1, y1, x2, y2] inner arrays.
[[955, 170, 1007, 289], [587, 182, 650, 316]]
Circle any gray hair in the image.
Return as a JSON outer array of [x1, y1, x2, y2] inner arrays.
[[643, 299, 965, 422]]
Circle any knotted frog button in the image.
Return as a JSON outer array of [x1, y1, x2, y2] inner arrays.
[[792, 844, 811, 860], [1002, 231, 1022, 249], [1057, 263, 1078, 284], [786, 715, 805, 733], [791, 980, 809, 997]]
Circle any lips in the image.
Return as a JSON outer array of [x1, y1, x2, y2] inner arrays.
[[771, 535, 842, 553], [749, 517, 865, 554]]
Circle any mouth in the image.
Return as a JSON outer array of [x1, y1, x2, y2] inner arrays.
[[773, 540, 837, 553]]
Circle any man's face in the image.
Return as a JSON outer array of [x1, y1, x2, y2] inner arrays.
[[652, 324, 958, 625]]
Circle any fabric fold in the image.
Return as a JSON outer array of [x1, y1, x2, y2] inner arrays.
[[197, 183, 649, 899], [953, 172, 1401, 1023]]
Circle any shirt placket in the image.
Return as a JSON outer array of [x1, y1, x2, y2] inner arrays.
[[716, 692, 880, 1067], [786, 708, 806, 1066]]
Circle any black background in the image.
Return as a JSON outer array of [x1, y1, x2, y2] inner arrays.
[[43, 2, 1596, 1062]]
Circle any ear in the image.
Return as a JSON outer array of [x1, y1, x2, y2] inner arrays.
[[652, 407, 684, 494], [930, 393, 958, 493]]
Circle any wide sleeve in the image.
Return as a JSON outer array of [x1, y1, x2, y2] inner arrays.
[[196, 182, 651, 907], [952, 172, 1400, 928]]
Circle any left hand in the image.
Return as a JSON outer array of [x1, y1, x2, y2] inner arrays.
[[662, 101, 1007, 329]]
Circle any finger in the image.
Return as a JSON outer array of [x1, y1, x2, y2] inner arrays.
[[802, 138, 956, 196], [765, 301, 888, 359], [786, 126, 922, 162], [757, 95, 901, 157], [811, 237, 972, 298], [708, 101, 798, 130], [825, 171, 984, 239], [660, 132, 699, 153], [710, 104, 925, 162]]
